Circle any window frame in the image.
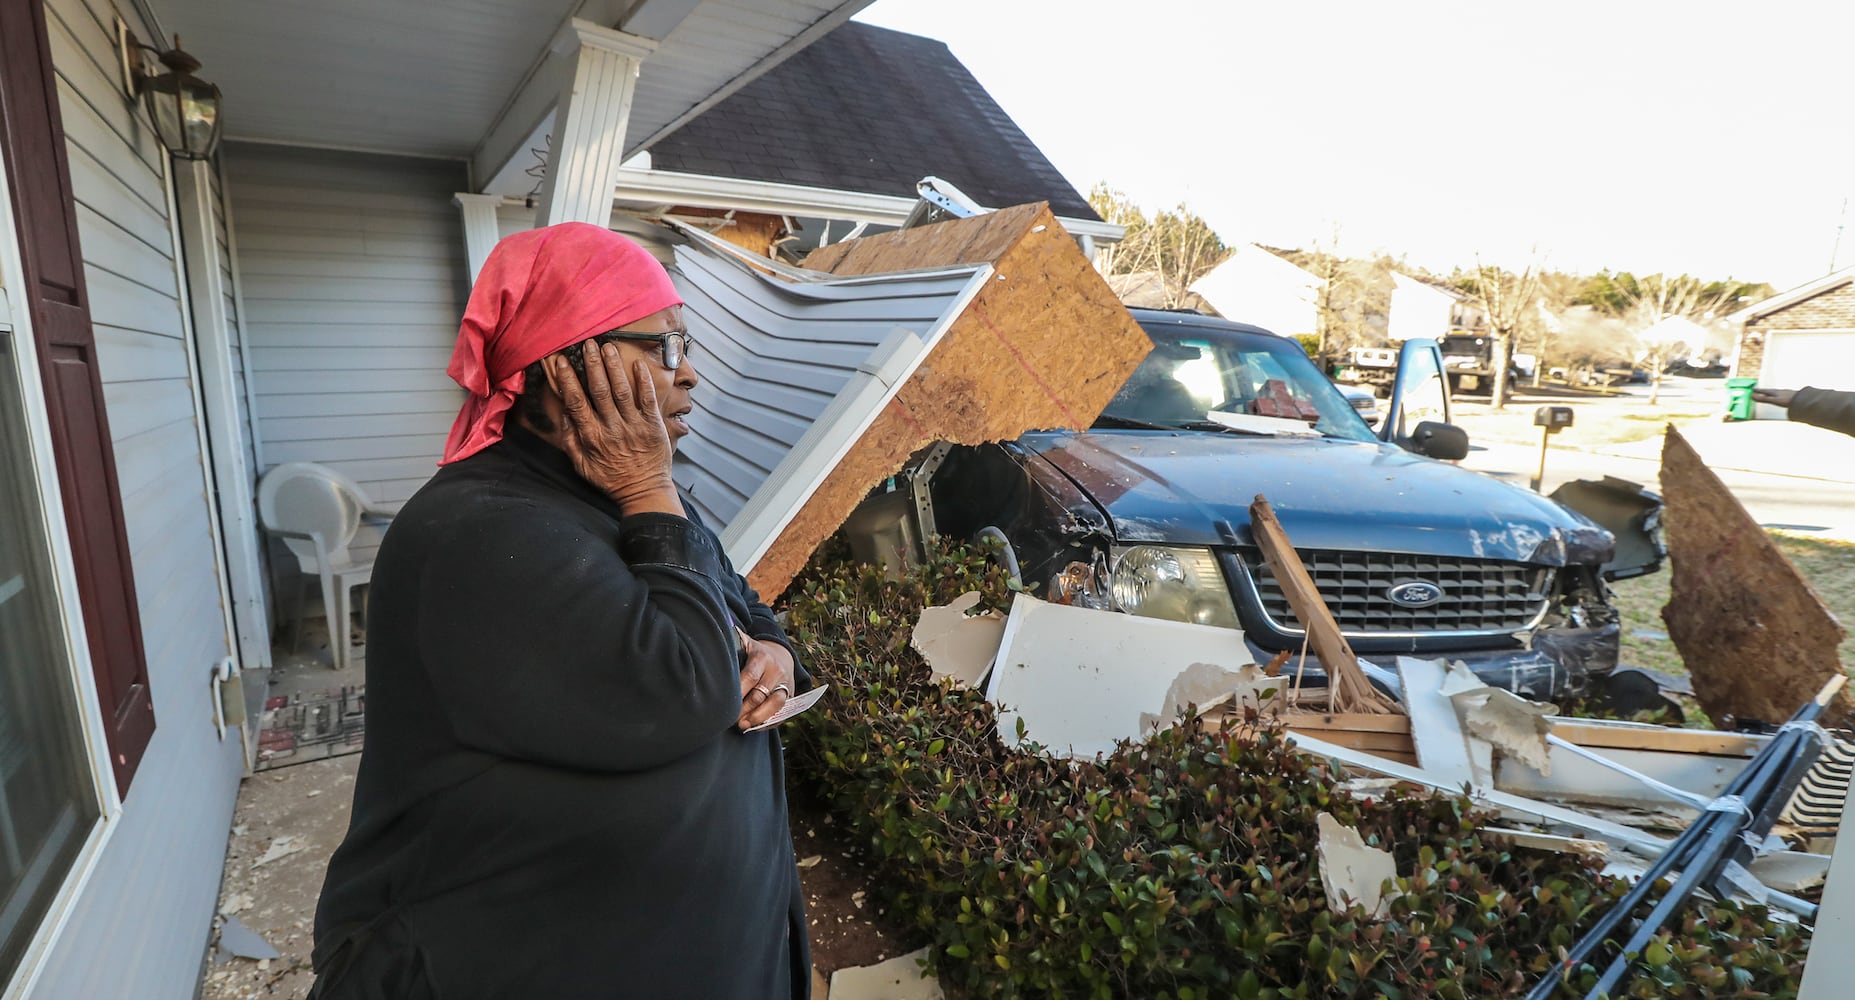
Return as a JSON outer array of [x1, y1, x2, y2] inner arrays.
[[0, 53, 126, 1000]]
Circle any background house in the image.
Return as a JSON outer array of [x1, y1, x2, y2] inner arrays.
[[1386, 271, 1486, 341], [1730, 267, 1855, 418], [0, 1, 1115, 995], [1188, 243, 1324, 337]]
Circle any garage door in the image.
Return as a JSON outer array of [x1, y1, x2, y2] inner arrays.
[[1758, 330, 1855, 418]]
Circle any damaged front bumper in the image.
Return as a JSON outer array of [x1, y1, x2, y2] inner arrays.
[[1220, 621, 1620, 702]]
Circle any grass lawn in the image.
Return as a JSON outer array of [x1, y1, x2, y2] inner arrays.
[[1613, 531, 1855, 678], [1453, 397, 1720, 449]]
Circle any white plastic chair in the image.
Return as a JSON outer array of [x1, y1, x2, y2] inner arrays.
[[256, 462, 394, 672]]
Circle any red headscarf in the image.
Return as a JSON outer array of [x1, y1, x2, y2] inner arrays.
[[440, 223, 684, 464]]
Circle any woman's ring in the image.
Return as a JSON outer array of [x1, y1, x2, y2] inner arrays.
[[753, 684, 771, 699], [770, 684, 791, 698]]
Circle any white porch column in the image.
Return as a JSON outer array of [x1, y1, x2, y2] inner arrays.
[[454, 193, 504, 285], [532, 19, 657, 227], [172, 158, 271, 676]]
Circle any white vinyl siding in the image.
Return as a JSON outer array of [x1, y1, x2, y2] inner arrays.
[[227, 143, 470, 565], [211, 166, 259, 475], [31, 0, 247, 995]]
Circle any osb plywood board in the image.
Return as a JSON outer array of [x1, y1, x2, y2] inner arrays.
[[744, 204, 1149, 596], [801, 203, 1045, 275], [669, 207, 786, 258], [1660, 426, 1850, 727]]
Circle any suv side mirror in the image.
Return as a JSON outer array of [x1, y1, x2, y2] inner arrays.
[[1409, 420, 1469, 461]]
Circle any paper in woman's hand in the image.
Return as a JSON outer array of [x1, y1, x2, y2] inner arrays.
[[742, 684, 828, 733]]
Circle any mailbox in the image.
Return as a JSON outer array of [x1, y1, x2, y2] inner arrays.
[[1534, 406, 1575, 431]]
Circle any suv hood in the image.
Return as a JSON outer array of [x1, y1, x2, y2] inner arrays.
[[1022, 430, 1610, 566]]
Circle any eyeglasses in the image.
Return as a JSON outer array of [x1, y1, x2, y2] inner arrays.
[[597, 330, 697, 371]]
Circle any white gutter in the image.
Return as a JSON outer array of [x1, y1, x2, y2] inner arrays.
[[610, 166, 1125, 243]]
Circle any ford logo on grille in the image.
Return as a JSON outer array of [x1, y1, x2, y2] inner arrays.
[[1386, 580, 1444, 608]]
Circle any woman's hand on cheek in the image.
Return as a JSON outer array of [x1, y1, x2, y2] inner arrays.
[[544, 342, 681, 516]]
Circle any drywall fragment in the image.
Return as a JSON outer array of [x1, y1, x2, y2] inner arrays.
[[1464, 690, 1556, 776], [217, 916, 281, 961], [1226, 662, 1291, 715], [1660, 426, 1851, 727], [1315, 813, 1401, 919], [1138, 661, 1251, 731], [1483, 827, 1610, 860], [988, 595, 1251, 759], [829, 946, 944, 1000], [1438, 661, 1555, 776], [1396, 657, 1476, 788], [252, 835, 304, 867], [1747, 851, 1833, 893], [910, 592, 1005, 688]]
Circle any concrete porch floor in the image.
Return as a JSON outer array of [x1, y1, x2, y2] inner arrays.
[[200, 615, 895, 999], [201, 614, 364, 1000]]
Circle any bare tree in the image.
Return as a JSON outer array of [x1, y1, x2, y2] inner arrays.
[[1578, 273, 1757, 404], [1087, 185, 1228, 309], [1087, 184, 1145, 280], [1456, 256, 1542, 411]]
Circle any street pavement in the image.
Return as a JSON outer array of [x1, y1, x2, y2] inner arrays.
[[1451, 379, 1855, 542]]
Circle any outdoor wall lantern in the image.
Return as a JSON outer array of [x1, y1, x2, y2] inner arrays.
[[132, 36, 223, 160]]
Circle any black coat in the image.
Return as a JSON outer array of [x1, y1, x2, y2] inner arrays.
[[312, 423, 810, 1000]]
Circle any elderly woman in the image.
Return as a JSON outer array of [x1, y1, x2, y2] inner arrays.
[[312, 223, 810, 999]]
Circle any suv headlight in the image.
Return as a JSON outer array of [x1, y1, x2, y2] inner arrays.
[[1110, 545, 1240, 629]]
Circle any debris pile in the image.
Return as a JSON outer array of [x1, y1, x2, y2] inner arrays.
[[781, 542, 1817, 998]]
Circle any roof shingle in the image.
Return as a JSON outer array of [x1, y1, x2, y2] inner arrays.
[[648, 21, 1100, 221]]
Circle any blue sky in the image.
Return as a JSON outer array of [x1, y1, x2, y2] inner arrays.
[[856, 0, 1855, 289]]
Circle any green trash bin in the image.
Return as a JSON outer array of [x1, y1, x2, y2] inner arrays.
[[1726, 377, 1758, 421]]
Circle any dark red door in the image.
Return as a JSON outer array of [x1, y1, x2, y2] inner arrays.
[[0, 0, 156, 793]]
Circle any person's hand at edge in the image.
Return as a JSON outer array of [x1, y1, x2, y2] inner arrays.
[[736, 633, 797, 731], [1751, 387, 1796, 408], [545, 341, 682, 516]]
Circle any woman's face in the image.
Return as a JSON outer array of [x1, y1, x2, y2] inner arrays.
[[607, 305, 698, 446]]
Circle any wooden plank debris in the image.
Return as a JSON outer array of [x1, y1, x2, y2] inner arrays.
[[744, 203, 1150, 596], [1659, 426, 1850, 727], [1248, 495, 1402, 714], [1546, 720, 1765, 758]]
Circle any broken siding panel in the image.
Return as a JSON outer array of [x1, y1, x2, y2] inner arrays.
[[226, 142, 469, 566], [32, 0, 246, 996], [494, 203, 679, 262], [667, 241, 980, 528]]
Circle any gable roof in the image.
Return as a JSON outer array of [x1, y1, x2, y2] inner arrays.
[[1727, 265, 1855, 324], [646, 21, 1100, 221]]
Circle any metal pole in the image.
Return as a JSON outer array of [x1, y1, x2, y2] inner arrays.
[[1531, 427, 1550, 492]]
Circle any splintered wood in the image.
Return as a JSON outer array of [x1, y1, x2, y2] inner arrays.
[[1660, 426, 1850, 727], [744, 203, 1151, 596], [1248, 495, 1403, 715], [664, 207, 787, 257]]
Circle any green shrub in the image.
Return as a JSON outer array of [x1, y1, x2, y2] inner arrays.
[[782, 542, 1811, 999]]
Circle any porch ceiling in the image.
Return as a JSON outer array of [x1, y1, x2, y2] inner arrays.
[[149, 0, 866, 166]]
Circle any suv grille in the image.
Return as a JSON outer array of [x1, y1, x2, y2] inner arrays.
[[1236, 548, 1555, 635]]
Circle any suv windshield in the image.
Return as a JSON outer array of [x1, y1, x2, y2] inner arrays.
[[1098, 323, 1377, 442]]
